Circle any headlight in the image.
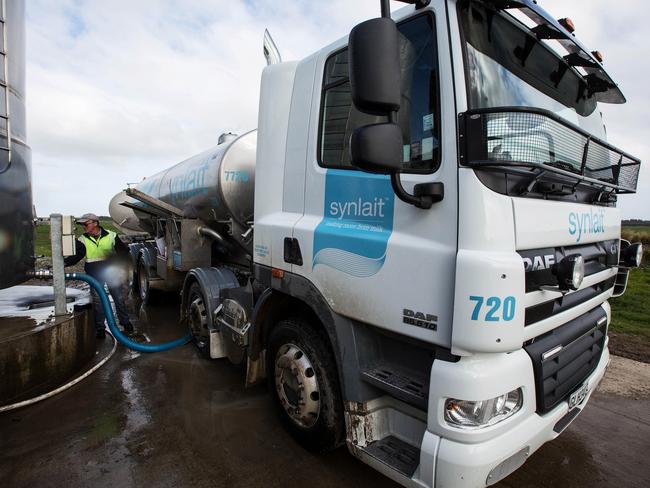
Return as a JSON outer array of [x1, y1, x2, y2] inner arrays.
[[622, 243, 643, 268], [444, 388, 523, 430], [554, 254, 584, 291]]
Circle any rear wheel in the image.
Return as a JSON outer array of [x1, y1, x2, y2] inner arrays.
[[267, 318, 344, 452], [186, 282, 211, 358]]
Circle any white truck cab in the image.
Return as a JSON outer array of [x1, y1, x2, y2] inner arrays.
[[251, 1, 641, 486]]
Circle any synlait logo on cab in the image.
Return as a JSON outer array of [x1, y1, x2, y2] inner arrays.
[[568, 209, 605, 242], [328, 197, 387, 221]]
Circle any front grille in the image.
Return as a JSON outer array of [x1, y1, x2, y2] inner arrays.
[[520, 239, 617, 326], [525, 277, 615, 325], [519, 239, 618, 293], [524, 306, 607, 414]]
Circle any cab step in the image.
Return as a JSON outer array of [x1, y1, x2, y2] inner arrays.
[[363, 436, 420, 478], [361, 365, 429, 410]]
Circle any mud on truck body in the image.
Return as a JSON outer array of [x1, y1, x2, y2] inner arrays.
[[110, 1, 644, 486]]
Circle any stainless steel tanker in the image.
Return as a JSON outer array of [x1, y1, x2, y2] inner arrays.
[[110, 130, 257, 256]]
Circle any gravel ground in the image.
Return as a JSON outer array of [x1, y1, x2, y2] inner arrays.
[[598, 355, 650, 399]]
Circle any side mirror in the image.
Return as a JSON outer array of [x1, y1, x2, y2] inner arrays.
[[349, 17, 401, 115], [349, 17, 402, 172], [351, 123, 403, 174], [347, 9, 443, 209]]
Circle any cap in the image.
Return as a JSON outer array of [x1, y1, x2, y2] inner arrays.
[[76, 213, 99, 224]]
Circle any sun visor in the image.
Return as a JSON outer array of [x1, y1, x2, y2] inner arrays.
[[485, 0, 626, 104]]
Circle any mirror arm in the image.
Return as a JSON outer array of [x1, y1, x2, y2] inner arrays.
[[387, 111, 443, 210], [381, 0, 391, 18], [391, 173, 431, 209]]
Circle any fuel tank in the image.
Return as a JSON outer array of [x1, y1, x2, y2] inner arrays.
[[0, 0, 32, 289], [110, 130, 257, 253]]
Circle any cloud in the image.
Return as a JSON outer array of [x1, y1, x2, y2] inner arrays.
[[26, 0, 649, 218], [27, 0, 393, 216]]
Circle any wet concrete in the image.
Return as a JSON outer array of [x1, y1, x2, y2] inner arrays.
[[0, 298, 648, 487]]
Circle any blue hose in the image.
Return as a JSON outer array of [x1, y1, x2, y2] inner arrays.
[[65, 272, 192, 353]]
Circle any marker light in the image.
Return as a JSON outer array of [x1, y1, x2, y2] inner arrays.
[[558, 18, 575, 33], [445, 388, 523, 430], [622, 243, 644, 268], [554, 254, 584, 291], [591, 51, 604, 63]]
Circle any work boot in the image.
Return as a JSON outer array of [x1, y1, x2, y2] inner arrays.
[[123, 322, 134, 334], [96, 329, 106, 339]]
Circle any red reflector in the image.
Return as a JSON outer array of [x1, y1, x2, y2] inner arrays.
[[271, 268, 285, 279], [592, 50, 604, 63], [558, 17, 575, 33]]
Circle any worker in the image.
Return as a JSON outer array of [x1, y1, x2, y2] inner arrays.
[[64, 213, 134, 339]]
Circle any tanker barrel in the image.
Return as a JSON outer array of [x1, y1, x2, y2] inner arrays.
[[123, 130, 257, 254]]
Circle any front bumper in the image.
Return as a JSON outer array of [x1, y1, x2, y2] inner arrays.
[[422, 343, 609, 488]]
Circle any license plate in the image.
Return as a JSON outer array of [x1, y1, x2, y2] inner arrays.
[[568, 382, 589, 410]]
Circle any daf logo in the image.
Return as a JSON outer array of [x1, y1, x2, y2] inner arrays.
[[403, 309, 437, 331], [610, 243, 618, 255], [523, 254, 555, 272]]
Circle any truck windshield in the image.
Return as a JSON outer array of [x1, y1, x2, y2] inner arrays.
[[458, 1, 605, 139]]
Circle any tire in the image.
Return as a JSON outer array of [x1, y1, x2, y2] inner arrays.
[[267, 318, 344, 452], [186, 282, 211, 359], [137, 257, 157, 304]]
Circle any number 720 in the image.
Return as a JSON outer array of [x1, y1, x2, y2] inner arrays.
[[469, 296, 516, 322]]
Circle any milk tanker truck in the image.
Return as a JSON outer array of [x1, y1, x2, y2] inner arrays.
[[110, 1, 644, 486]]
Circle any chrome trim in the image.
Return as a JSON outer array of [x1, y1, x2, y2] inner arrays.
[[541, 345, 563, 361]]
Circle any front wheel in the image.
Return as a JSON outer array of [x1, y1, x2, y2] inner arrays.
[[267, 318, 344, 452]]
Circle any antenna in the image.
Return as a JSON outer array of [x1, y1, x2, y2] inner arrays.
[[263, 29, 282, 66]]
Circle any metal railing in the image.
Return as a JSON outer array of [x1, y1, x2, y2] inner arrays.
[[0, 0, 11, 175], [459, 107, 642, 194]]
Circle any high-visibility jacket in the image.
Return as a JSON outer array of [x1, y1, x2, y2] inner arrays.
[[78, 230, 117, 262]]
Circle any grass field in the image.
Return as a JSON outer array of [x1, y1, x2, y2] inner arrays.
[[34, 219, 118, 257], [609, 268, 650, 339], [610, 226, 649, 342], [621, 226, 650, 242]]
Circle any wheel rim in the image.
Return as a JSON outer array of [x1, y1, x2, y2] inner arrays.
[[138, 262, 148, 301], [188, 291, 209, 348], [274, 343, 320, 428]]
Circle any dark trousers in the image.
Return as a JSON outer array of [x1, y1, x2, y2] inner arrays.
[[85, 262, 130, 331]]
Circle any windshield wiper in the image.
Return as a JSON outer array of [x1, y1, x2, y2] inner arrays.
[[518, 168, 576, 197]]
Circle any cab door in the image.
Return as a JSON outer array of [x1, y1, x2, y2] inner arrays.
[[292, 7, 458, 347]]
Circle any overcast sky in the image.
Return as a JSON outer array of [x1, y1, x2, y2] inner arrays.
[[26, 0, 649, 219]]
